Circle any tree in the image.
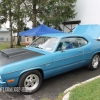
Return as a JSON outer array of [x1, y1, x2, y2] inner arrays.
[[12, 0, 27, 46], [39, 0, 77, 29], [0, 0, 77, 47], [0, 0, 15, 48], [23, 0, 77, 29], [0, 0, 27, 46]]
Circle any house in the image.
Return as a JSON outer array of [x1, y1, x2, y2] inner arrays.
[[0, 27, 10, 42], [0, 27, 25, 43], [25, 37, 33, 44], [13, 33, 25, 44]]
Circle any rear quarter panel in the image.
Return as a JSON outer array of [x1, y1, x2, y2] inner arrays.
[[83, 38, 100, 64]]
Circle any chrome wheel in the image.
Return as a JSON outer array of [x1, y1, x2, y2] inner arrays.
[[24, 74, 39, 91], [92, 55, 100, 68], [19, 70, 42, 94]]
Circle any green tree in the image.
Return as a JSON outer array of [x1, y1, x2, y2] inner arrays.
[[12, 0, 27, 46], [0, 0, 77, 47], [23, 0, 77, 29], [0, 0, 26, 47], [0, 0, 14, 48]]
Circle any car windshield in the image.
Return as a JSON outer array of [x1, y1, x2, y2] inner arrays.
[[29, 36, 58, 51]]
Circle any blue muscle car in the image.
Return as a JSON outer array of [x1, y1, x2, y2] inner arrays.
[[0, 25, 100, 94]]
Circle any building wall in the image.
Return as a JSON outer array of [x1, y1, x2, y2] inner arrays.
[[62, 0, 100, 32], [14, 36, 26, 44], [25, 37, 33, 43], [0, 31, 10, 42], [74, 0, 100, 24]]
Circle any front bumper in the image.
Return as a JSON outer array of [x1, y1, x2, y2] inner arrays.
[[0, 79, 7, 87]]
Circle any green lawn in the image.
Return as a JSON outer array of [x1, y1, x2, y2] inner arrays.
[[54, 78, 100, 100], [69, 78, 100, 100], [0, 43, 10, 50], [0, 42, 26, 50]]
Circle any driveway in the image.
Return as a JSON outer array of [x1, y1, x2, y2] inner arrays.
[[0, 67, 100, 100]]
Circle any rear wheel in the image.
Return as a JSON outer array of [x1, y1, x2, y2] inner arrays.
[[18, 70, 42, 94], [87, 54, 100, 70]]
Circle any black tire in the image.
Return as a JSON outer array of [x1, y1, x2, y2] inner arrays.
[[87, 54, 100, 70], [18, 70, 42, 95]]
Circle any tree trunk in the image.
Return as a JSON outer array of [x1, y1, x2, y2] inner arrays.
[[32, 0, 37, 40], [9, 9, 13, 48], [17, 0, 21, 46], [17, 36, 21, 46], [32, 0, 37, 27]]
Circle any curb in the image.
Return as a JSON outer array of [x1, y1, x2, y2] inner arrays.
[[62, 75, 100, 100]]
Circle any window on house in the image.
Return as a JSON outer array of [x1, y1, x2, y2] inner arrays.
[[27, 38, 29, 41]]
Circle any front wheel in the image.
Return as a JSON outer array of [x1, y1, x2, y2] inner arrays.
[[18, 70, 42, 94], [87, 54, 100, 70]]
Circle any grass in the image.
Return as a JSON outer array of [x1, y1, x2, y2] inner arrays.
[[0, 42, 26, 50], [54, 78, 100, 100], [41, 98, 53, 100], [55, 93, 65, 100], [69, 78, 100, 100], [41, 93, 65, 100]]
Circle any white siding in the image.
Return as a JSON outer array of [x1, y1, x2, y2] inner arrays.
[[62, 0, 100, 32], [74, 0, 100, 24], [0, 31, 10, 42]]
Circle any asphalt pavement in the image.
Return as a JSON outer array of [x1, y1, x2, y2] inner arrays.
[[0, 66, 100, 100]]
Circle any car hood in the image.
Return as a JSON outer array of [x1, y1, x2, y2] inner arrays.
[[0, 48, 44, 67], [72, 25, 100, 39]]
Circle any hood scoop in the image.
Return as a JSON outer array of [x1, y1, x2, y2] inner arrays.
[[0, 48, 28, 58]]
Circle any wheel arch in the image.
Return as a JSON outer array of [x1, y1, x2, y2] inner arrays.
[[92, 52, 100, 57], [18, 68, 44, 85], [87, 51, 100, 70]]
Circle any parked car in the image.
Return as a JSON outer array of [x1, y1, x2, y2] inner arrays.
[[0, 33, 100, 94]]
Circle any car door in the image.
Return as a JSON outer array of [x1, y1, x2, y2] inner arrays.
[[52, 37, 85, 76]]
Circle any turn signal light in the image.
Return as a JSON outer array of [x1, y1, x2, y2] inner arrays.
[[7, 79, 14, 83]]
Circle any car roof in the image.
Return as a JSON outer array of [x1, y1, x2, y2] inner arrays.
[[41, 33, 90, 39]]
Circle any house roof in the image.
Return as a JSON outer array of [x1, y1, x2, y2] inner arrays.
[[0, 27, 9, 32]]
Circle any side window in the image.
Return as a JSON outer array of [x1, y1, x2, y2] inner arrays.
[[56, 37, 88, 51], [56, 37, 77, 51], [77, 38, 88, 47]]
